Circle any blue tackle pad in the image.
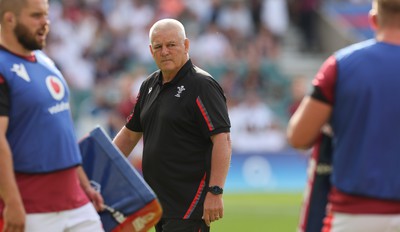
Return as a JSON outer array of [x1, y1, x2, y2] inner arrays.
[[79, 126, 162, 232]]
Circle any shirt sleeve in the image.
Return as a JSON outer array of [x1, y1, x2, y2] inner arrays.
[[195, 78, 231, 138], [0, 74, 10, 116], [125, 84, 144, 132], [310, 55, 337, 105]]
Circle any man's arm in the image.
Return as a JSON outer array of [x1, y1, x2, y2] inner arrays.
[[287, 96, 332, 149], [203, 132, 232, 226], [0, 116, 25, 231], [112, 126, 143, 158], [76, 166, 104, 211]]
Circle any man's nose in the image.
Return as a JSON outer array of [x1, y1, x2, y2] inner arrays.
[[161, 46, 169, 56]]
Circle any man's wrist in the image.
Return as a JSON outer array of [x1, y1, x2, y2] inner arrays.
[[207, 186, 223, 195]]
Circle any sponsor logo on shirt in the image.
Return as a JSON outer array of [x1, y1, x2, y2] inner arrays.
[[46, 76, 65, 101], [46, 76, 69, 114], [48, 101, 70, 114], [11, 63, 30, 82]]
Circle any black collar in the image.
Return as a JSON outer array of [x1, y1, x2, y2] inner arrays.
[[157, 59, 192, 86]]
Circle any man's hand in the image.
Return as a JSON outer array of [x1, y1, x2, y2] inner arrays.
[[76, 166, 104, 212], [2, 199, 25, 232], [202, 193, 224, 227], [84, 186, 104, 212]]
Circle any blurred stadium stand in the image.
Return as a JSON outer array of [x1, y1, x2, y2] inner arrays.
[[226, 151, 308, 193], [317, 1, 373, 54]]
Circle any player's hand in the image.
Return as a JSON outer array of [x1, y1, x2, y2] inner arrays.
[[85, 186, 104, 212], [2, 199, 25, 232], [202, 193, 224, 227]]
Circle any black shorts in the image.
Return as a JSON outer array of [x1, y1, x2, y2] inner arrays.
[[155, 219, 210, 232]]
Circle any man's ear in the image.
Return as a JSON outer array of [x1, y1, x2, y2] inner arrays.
[[149, 45, 154, 57], [368, 9, 378, 31], [184, 38, 190, 54]]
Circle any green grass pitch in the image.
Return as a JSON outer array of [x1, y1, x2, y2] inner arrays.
[[149, 192, 303, 232]]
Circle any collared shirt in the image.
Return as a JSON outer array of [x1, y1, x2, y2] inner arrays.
[[126, 59, 230, 219]]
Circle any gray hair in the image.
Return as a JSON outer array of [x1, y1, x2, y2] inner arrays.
[[149, 18, 186, 44]]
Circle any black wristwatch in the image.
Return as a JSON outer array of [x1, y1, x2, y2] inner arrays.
[[207, 186, 223, 195]]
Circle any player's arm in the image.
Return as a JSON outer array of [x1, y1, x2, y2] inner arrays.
[[287, 96, 332, 149], [0, 116, 25, 231], [203, 132, 232, 226], [287, 55, 336, 150], [76, 166, 104, 211], [209, 132, 231, 193], [112, 126, 143, 158]]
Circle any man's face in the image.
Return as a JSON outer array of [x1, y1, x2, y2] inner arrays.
[[14, 0, 49, 50], [150, 28, 189, 76]]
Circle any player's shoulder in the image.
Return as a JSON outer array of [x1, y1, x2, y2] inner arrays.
[[35, 50, 57, 66], [0, 47, 12, 61], [192, 65, 212, 78], [34, 50, 50, 59], [136, 70, 160, 94], [335, 39, 376, 60], [0, 48, 16, 73], [190, 65, 219, 86], [143, 70, 159, 85]]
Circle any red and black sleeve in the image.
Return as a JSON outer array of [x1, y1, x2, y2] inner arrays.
[[196, 78, 231, 138], [310, 55, 337, 105]]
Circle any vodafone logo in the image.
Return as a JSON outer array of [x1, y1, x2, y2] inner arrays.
[[46, 76, 65, 101]]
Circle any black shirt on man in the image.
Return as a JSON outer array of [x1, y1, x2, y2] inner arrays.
[[126, 59, 231, 219]]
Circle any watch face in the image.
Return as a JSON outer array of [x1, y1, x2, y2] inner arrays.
[[209, 186, 223, 195]]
